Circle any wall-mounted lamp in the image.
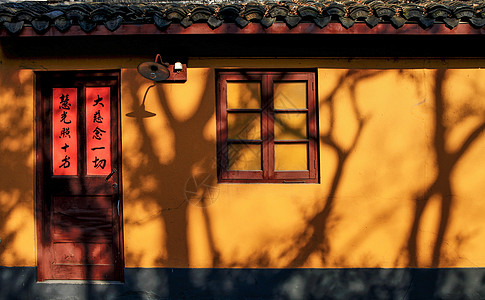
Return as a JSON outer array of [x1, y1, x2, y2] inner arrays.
[[127, 55, 187, 118], [137, 54, 187, 83], [137, 54, 170, 82]]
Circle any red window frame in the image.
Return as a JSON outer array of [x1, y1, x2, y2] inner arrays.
[[216, 70, 319, 183]]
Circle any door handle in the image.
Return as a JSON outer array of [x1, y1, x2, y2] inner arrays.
[[105, 168, 117, 181], [117, 200, 120, 216]]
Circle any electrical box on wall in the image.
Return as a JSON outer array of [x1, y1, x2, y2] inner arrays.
[[166, 63, 187, 82]]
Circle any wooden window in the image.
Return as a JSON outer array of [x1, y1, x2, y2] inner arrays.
[[217, 70, 319, 183]]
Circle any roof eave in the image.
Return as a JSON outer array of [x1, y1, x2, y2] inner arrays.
[[2, 22, 485, 37]]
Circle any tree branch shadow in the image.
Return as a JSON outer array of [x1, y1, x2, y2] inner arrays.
[[122, 68, 223, 297], [406, 69, 485, 268], [285, 70, 379, 267]]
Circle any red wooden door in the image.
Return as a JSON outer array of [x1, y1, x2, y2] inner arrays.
[[36, 71, 123, 281]]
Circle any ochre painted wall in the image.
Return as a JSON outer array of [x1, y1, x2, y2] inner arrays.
[[121, 65, 485, 269], [1, 52, 485, 269], [0, 66, 35, 267]]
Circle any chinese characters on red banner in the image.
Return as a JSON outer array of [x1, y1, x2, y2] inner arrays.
[[53, 88, 77, 175], [86, 87, 111, 175]]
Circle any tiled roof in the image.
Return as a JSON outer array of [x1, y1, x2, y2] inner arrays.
[[1, 0, 485, 35]]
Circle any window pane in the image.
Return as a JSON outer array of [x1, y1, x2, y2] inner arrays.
[[227, 82, 261, 109], [274, 82, 307, 109], [275, 144, 308, 171], [228, 144, 261, 170], [228, 113, 261, 140], [274, 113, 307, 140]]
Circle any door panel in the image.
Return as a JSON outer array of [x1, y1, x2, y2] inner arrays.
[[52, 196, 114, 240], [36, 71, 123, 281]]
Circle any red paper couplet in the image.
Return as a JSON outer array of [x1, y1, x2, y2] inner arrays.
[[53, 88, 78, 176], [86, 87, 111, 176]]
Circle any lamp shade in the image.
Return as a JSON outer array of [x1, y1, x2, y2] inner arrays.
[[137, 61, 170, 82]]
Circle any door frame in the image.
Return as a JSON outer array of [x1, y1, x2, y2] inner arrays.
[[35, 70, 124, 281]]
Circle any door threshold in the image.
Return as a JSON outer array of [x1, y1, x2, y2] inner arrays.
[[38, 280, 124, 285]]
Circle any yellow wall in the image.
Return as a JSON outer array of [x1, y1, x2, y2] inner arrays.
[[0, 66, 35, 266], [2, 51, 485, 269]]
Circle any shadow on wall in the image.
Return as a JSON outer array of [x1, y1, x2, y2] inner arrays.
[[284, 70, 378, 268], [0, 69, 33, 267], [122, 68, 220, 269], [2, 67, 485, 299], [119, 68, 485, 298], [215, 70, 388, 268], [216, 69, 485, 271], [0, 69, 37, 298], [406, 69, 485, 269]]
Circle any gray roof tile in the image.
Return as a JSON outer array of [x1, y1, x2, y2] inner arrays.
[[1, 0, 485, 35]]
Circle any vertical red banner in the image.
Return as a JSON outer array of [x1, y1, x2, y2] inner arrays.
[[86, 87, 111, 176], [52, 88, 78, 176]]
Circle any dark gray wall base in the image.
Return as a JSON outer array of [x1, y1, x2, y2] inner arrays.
[[1, 266, 484, 300]]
